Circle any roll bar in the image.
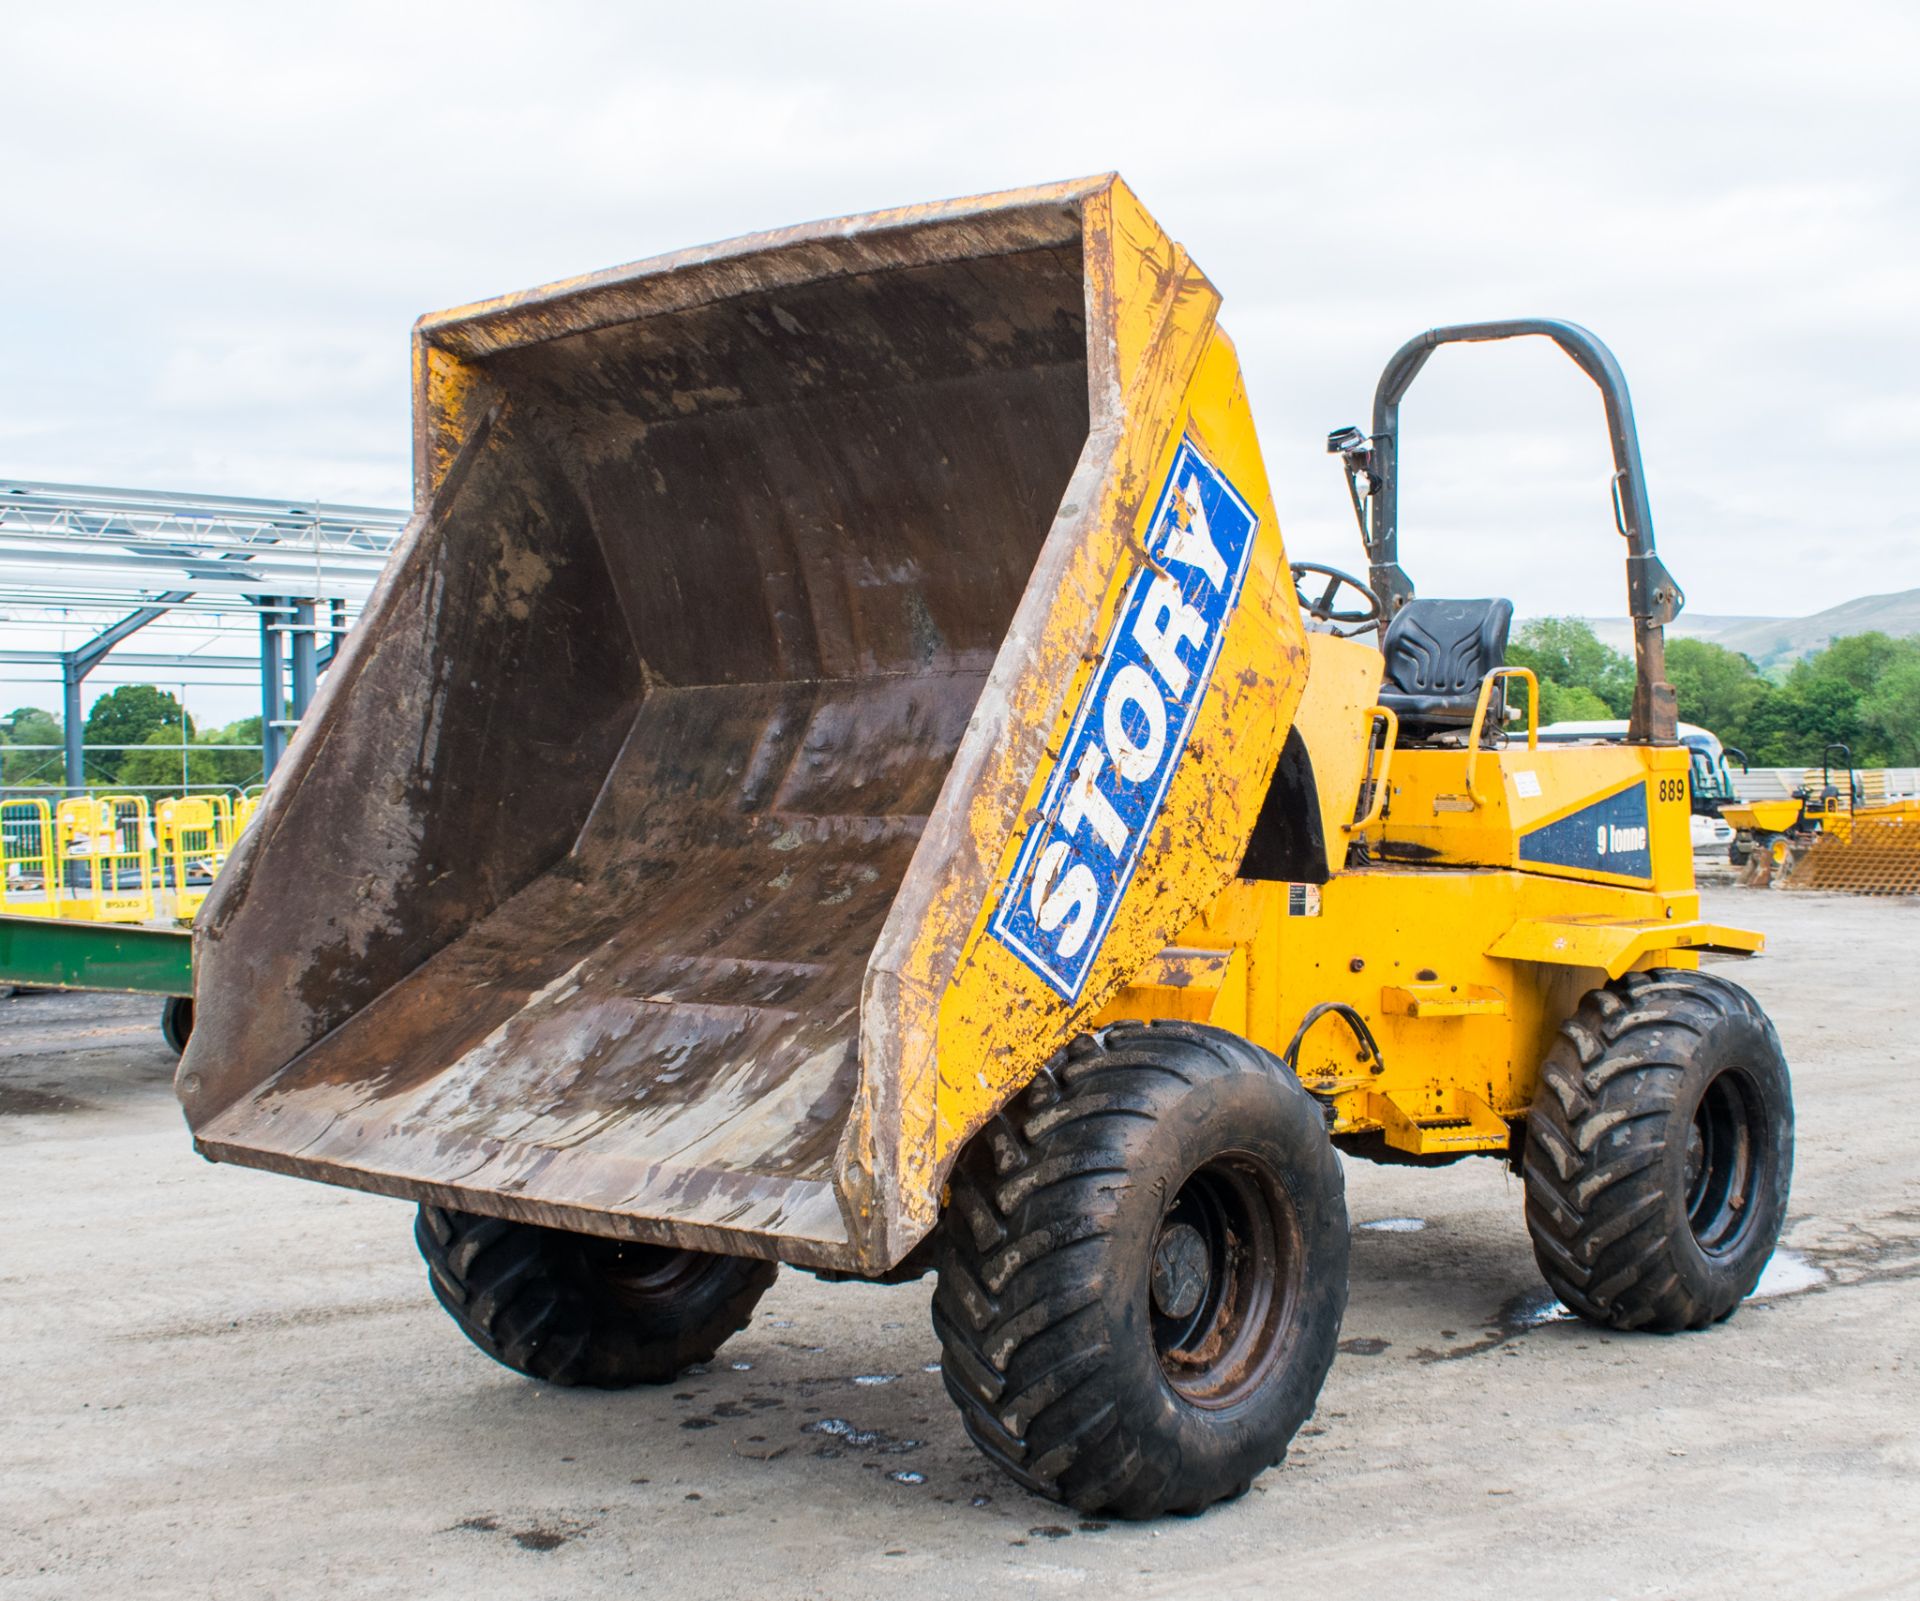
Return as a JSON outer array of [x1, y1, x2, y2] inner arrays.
[[1335, 319, 1684, 743], [1822, 743, 1862, 805]]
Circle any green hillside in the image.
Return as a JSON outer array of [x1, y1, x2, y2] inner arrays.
[[1574, 589, 1920, 670]]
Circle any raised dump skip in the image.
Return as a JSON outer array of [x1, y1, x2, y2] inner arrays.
[[180, 178, 1308, 1273]]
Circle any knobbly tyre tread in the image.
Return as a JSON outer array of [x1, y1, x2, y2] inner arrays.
[[1522, 968, 1792, 1333], [931, 1022, 1347, 1518], [414, 1205, 776, 1388]]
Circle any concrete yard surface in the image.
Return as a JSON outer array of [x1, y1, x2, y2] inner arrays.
[[2, 886, 1916, 1600]]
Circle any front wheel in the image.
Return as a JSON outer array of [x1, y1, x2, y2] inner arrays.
[[932, 1022, 1348, 1519], [1523, 970, 1793, 1332], [415, 1206, 775, 1387]]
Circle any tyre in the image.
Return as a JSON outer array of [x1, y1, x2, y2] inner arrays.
[[1727, 838, 1749, 867], [415, 1206, 776, 1387], [932, 1021, 1348, 1519], [1523, 969, 1793, 1332], [160, 995, 194, 1054]]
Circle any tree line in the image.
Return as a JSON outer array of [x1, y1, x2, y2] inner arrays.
[[1, 685, 265, 791], [1507, 619, 1920, 767], [6, 624, 1917, 794]]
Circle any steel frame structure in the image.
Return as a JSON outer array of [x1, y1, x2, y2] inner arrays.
[[0, 480, 405, 787]]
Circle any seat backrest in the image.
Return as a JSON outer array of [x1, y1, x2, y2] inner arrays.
[[1378, 597, 1514, 733]]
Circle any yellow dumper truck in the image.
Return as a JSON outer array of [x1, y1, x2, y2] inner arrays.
[[178, 176, 1793, 1518], [1724, 744, 1920, 893]]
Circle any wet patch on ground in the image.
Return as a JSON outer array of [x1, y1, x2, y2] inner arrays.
[[1410, 1289, 1576, 1364], [657, 1344, 977, 1496], [447, 1513, 597, 1552], [599, 1340, 1094, 1524], [802, 1416, 924, 1455], [121, 1294, 422, 1344], [512, 1526, 578, 1552], [0, 1082, 94, 1116], [1776, 1216, 1920, 1295], [1, 992, 184, 1114], [1748, 1247, 1827, 1297], [1408, 1234, 1889, 1363]]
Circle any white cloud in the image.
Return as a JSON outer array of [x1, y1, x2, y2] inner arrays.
[[1, 0, 1916, 633]]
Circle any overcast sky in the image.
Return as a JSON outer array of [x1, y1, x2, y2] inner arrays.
[[4, 0, 1917, 722]]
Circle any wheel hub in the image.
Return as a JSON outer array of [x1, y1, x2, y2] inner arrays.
[[1149, 1156, 1303, 1408], [1686, 1066, 1762, 1255], [1151, 1222, 1211, 1318]]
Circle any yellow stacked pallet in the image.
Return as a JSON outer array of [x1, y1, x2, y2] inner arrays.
[[1786, 804, 1920, 895]]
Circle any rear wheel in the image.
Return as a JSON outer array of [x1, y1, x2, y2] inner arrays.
[[415, 1206, 775, 1387], [1523, 970, 1792, 1332], [932, 1022, 1348, 1519], [160, 995, 194, 1054]]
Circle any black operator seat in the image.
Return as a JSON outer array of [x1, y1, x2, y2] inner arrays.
[[1376, 597, 1514, 739]]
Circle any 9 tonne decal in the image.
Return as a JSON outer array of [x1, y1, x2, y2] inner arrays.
[[1519, 784, 1653, 881], [990, 437, 1259, 1001]]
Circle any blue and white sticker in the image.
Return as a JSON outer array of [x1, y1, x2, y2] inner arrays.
[[1519, 784, 1652, 880], [989, 436, 1260, 1001]]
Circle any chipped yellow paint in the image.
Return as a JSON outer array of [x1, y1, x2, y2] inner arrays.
[[852, 182, 1309, 1253], [1097, 944, 1249, 1030], [413, 340, 490, 504], [1088, 726, 1758, 1157], [924, 347, 1304, 1161], [1097, 859, 1711, 1147], [1488, 915, 1762, 977], [1359, 743, 1697, 888], [1288, 633, 1387, 875], [1381, 982, 1510, 1018]]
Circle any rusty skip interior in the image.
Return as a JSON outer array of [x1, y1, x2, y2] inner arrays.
[[184, 207, 1100, 1265]]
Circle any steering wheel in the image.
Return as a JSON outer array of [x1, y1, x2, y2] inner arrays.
[[1290, 561, 1385, 637]]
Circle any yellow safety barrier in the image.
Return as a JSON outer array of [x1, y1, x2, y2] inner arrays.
[[54, 795, 155, 923], [157, 795, 229, 924], [206, 792, 235, 854], [2, 797, 60, 917], [4, 788, 263, 926]]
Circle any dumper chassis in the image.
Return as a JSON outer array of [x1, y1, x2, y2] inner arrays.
[[179, 178, 1793, 1519]]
